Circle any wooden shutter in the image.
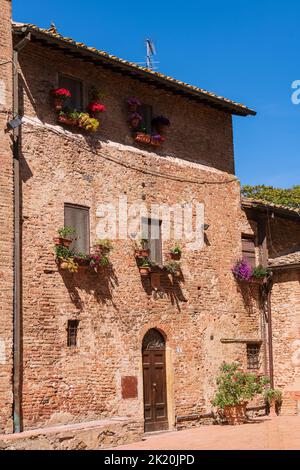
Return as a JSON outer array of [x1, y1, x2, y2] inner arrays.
[[242, 236, 256, 268], [140, 104, 153, 134], [64, 204, 90, 254], [142, 218, 162, 265], [59, 75, 83, 111]]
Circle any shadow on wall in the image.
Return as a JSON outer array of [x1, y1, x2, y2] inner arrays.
[[59, 264, 119, 311], [141, 269, 187, 312]]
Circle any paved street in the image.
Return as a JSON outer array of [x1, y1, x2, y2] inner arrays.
[[113, 416, 300, 450]]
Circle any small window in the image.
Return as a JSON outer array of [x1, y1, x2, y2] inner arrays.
[[247, 343, 260, 370], [59, 75, 83, 111], [142, 217, 162, 265], [140, 104, 153, 134], [242, 235, 256, 268], [64, 204, 90, 254], [67, 320, 79, 347]]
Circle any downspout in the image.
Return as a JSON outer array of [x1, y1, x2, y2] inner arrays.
[[12, 33, 31, 433], [266, 283, 274, 388]]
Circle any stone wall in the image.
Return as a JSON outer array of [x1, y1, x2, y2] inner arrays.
[[0, 0, 14, 434]]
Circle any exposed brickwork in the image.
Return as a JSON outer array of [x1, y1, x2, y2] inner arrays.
[[0, 0, 14, 434]]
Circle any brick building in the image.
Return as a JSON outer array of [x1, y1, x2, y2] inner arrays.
[[0, 0, 299, 448]]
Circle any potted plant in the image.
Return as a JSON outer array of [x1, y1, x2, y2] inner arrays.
[[264, 388, 282, 418], [73, 252, 90, 268], [165, 260, 181, 277], [151, 115, 170, 135], [78, 113, 100, 132], [135, 132, 151, 144], [58, 111, 80, 126], [139, 258, 151, 277], [150, 134, 165, 147], [54, 246, 79, 273], [169, 245, 182, 260], [134, 236, 150, 258], [94, 239, 113, 255], [53, 227, 76, 247], [127, 97, 141, 112], [252, 265, 268, 284], [128, 112, 143, 129], [212, 363, 269, 425], [59, 257, 79, 273], [88, 102, 106, 119], [232, 259, 253, 282], [52, 88, 71, 111]]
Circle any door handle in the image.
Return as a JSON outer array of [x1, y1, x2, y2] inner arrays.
[[152, 383, 157, 389]]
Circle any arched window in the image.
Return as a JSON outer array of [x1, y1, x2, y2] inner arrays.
[[142, 328, 165, 351]]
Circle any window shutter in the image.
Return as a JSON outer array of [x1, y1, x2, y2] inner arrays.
[[142, 217, 162, 265], [242, 236, 256, 268], [59, 75, 83, 111], [64, 204, 90, 254]]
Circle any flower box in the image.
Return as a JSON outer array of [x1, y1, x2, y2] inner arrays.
[[139, 265, 151, 276], [135, 133, 152, 144], [57, 115, 78, 127]]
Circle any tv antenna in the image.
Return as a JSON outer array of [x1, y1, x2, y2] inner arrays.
[[136, 39, 159, 70]]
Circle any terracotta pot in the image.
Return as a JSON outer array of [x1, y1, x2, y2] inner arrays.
[[170, 251, 181, 260], [268, 399, 278, 418], [150, 137, 162, 147], [135, 133, 151, 144], [54, 97, 64, 111], [150, 271, 161, 289], [57, 115, 78, 126], [135, 248, 150, 258], [223, 403, 247, 425], [139, 266, 151, 277], [53, 237, 72, 248]]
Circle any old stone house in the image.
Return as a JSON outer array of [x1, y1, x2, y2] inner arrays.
[[0, 0, 299, 448]]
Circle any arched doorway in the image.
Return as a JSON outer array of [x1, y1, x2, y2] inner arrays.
[[142, 329, 168, 432]]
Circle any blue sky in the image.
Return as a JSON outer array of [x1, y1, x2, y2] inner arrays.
[[13, 0, 300, 188]]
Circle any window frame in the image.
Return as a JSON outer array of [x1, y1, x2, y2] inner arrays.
[[58, 73, 85, 111], [246, 342, 261, 371], [64, 203, 90, 254], [142, 217, 163, 265], [241, 234, 256, 268], [67, 320, 79, 348]]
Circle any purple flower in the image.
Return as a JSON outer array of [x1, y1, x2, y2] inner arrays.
[[127, 97, 141, 107], [232, 259, 253, 281]]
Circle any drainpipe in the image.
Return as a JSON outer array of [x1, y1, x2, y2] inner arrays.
[[12, 33, 31, 433], [266, 285, 274, 388]]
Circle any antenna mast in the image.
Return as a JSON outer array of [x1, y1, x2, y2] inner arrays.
[[146, 39, 156, 70]]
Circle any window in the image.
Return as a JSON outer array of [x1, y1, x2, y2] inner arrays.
[[242, 235, 256, 268], [67, 320, 79, 347], [64, 204, 90, 254], [142, 218, 162, 265], [140, 104, 153, 134], [247, 343, 260, 370], [59, 75, 83, 111]]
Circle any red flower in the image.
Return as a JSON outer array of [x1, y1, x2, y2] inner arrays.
[[53, 88, 71, 98], [89, 102, 106, 113]]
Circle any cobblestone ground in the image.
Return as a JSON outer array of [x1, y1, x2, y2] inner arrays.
[[113, 417, 300, 450]]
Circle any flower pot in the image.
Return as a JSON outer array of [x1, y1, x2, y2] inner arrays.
[[268, 399, 278, 418], [135, 249, 150, 258], [139, 266, 151, 277], [57, 115, 78, 127], [54, 97, 65, 111], [223, 403, 247, 425], [169, 251, 181, 260], [150, 137, 162, 147], [150, 271, 161, 289], [135, 133, 151, 144], [53, 237, 73, 248]]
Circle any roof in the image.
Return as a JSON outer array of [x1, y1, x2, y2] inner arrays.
[[242, 198, 300, 220], [268, 250, 300, 269], [12, 22, 256, 117]]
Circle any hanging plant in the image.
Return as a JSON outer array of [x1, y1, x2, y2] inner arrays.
[[52, 88, 71, 111], [127, 97, 141, 112], [169, 245, 182, 260], [78, 113, 100, 132], [232, 259, 253, 282], [128, 112, 143, 129], [88, 102, 106, 119]]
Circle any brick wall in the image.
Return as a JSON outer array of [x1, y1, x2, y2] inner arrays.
[[0, 27, 263, 433], [267, 217, 300, 259], [0, 0, 14, 433], [271, 270, 300, 415]]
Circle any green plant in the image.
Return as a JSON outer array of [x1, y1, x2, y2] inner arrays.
[[252, 265, 268, 279], [170, 245, 182, 255], [100, 255, 110, 266], [242, 185, 300, 209], [165, 261, 180, 275], [58, 226, 76, 239], [264, 388, 282, 404], [67, 110, 81, 120], [95, 239, 113, 251], [60, 257, 79, 273], [212, 363, 269, 409], [54, 245, 73, 259], [79, 113, 100, 132], [140, 258, 150, 267]]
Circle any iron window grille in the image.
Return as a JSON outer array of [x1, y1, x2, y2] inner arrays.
[[67, 320, 79, 347], [247, 343, 260, 370]]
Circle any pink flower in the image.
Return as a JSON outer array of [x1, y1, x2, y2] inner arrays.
[[53, 88, 71, 98], [89, 102, 106, 113]]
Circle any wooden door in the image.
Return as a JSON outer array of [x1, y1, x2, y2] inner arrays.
[[142, 330, 168, 432]]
